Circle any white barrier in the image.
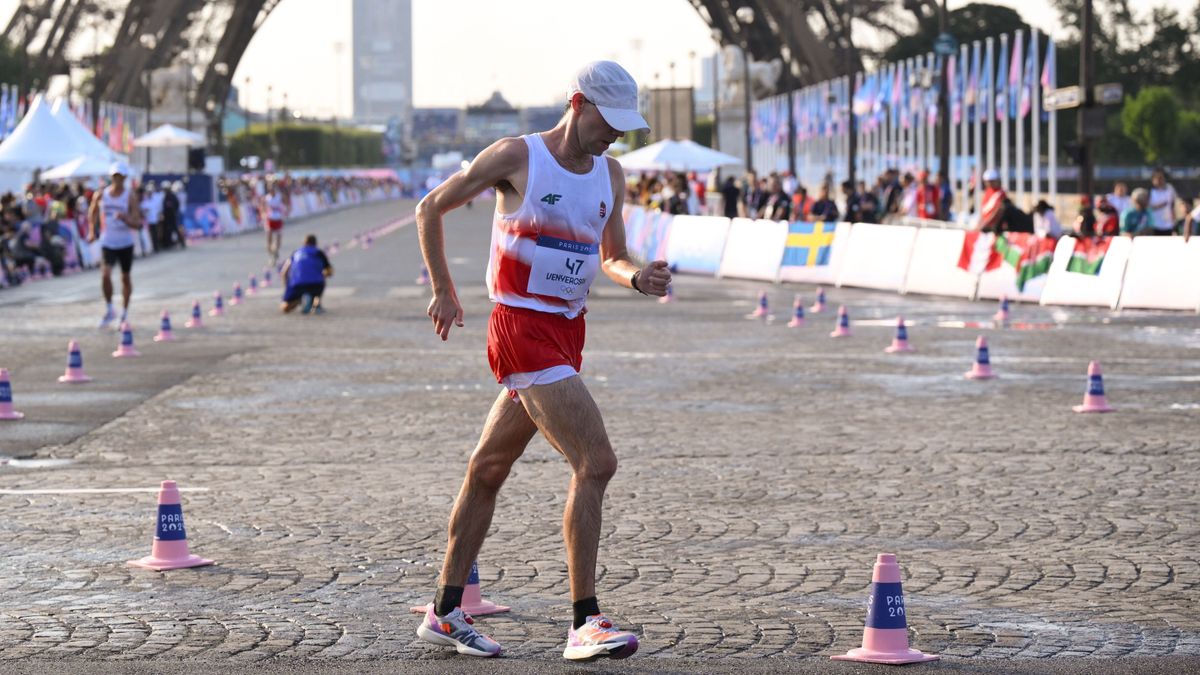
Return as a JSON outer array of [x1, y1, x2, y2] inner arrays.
[[777, 221, 852, 285], [902, 227, 978, 298], [1118, 237, 1200, 311], [717, 217, 788, 282], [1039, 236, 1131, 309], [836, 223, 919, 292], [665, 215, 730, 275]]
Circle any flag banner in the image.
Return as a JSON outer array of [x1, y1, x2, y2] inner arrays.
[[978, 47, 992, 118], [1019, 32, 1037, 119], [1009, 31, 1023, 119], [994, 232, 1056, 290], [949, 55, 962, 124], [1066, 236, 1111, 275], [957, 231, 1001, 274], [995, 38, 1009, 120], [1040, 38, 1056, 122], [782, 221, 836, 267]]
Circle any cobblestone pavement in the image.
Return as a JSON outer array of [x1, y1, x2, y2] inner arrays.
[[0, 199, 1198, 673]]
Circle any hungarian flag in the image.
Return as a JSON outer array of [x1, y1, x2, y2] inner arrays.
[[957, 231, 1001, 274], [1066, 236, 1111, 275], [994, 233, 1056, 291]]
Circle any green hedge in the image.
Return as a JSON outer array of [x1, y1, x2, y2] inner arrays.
[[227, 123, 383, 168]]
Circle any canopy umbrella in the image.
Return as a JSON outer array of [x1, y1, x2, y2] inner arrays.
[[615, 139, 743, 172], [39, 155, 127, 181], [133, 124, 205, 148]]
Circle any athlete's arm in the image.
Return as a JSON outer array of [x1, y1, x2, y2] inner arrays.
[[87, 195, 100, 242], [599, 157, 671, 297], [125, 192, 143, 229], [417, 137, 525, 340]]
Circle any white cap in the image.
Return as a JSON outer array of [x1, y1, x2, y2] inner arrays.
[[983, 168, 1000, 181], [566, 61, 649, 133], [110, 160, 131, 177]]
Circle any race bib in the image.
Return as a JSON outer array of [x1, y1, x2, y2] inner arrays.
[[526, 235, 599, 300]]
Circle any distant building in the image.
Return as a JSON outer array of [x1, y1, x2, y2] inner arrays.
[[408, 95, 564, 164], [352, 0, 413, 135], [521, 106, 562, 134], [463, 92, 522, 152]]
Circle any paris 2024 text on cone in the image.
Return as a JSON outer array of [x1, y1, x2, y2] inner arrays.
[[1073, 360, 1115, 413], [831, 553, 939, 664], [0, 368, 25, 420], [58, 340, 92, 382], [410, 560, 510, 616], [128, 480, 214, 571]]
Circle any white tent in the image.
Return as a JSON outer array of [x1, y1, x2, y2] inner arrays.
[[134, 124, 205, 148], [49, 98, 124, 164], [39, 155, 119, 181], [615, 139, 743, 172], [0, 95, 87, 192]]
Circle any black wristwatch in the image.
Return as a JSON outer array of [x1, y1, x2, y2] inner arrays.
[[630, 270, 648, 295]]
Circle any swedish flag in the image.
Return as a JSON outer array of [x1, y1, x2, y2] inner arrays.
[[782, 221, 835, 267]]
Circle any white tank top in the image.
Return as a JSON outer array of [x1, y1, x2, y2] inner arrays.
[[486, 134, 613, 318], [98, 186, 135, 249]]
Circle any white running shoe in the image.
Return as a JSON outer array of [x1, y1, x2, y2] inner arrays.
[[416, 606, 502, 658], [563, 614, 639, 661], [99, 307, 116, 330]]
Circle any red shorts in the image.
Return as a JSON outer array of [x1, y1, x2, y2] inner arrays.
[[267, 219, 283, 231], [487, 304, 585, 384]]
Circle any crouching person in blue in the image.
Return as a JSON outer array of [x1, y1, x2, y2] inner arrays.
[[280, 234, 333, 314]]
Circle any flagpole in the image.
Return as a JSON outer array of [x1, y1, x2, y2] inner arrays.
[[986, 37, 995, 173], [1000, 33, 1010, 193], [973, 40, 983, 218], [1048, 40, 1058, 211], [959, 43, 970, 220], [1015, 30, 1026, 208], [948, 57, 957, 220], [1031, 28, 1041, 207]]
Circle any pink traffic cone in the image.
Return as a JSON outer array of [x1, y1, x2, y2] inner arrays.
[[209, 292, 225, 317], [993, 295, 1011, 324], [964, 335, 996, 379], [185, 301, 204, 328], [416, 266, 430, 285], [154, 310, 177, 342], [749, 291, 770, 319], [112, 322, 141, 358], [810, 287, 827, 313], [1073, 360, 1115, 413], [247, 274, 258, 295], [884, 316, 913, 353], [410, 561, 510, 616], [658, 284, 674, 304], [0, 368, 25, 419], [830, 305, 851, 338], [831, 553, 939, 665], [262, 269, 273, 288], [230, 282, 243, 305], [787, 295, 805, 328], [58, 340, 92, 382], [127, 480, 214, 571]]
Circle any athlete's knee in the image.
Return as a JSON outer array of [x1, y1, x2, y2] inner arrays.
[[467, 453, 514, 492], [575, 448, 618, 484]]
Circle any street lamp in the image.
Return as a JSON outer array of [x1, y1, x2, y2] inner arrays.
[[735, 6, 755, 171], [710, 29, 722, 151], [140, 33, 158, 172]]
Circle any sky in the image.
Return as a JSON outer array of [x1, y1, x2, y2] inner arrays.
[[0, 0, 1194, 116]]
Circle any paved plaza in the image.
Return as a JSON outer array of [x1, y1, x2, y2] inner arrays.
[[0, 199, 1198, 673]]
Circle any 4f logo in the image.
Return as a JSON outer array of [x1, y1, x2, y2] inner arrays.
[[540, 193, 563, 205], [599, 200, 607, 218], [564, 258, 584, 275]]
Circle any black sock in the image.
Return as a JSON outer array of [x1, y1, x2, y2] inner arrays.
[[434, 585, 464, 617], [573, 596, 601, 629]]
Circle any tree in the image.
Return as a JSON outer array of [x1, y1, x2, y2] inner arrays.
[[883, 3, 1028, 63], [1120, 86, 1180, 164]]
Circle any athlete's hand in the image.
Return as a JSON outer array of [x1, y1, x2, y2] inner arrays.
[[427, 290, 464, 341], [639, 260, 672, 297]]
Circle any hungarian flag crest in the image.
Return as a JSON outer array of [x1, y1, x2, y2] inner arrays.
[[993, 233, 1056, 291], [1066, 236, 1111, 276]]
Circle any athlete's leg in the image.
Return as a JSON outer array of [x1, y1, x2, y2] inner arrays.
[[439, 390, 538, 589], [517, 376, 616, 602], [120, 272, 132, 310], [100, 262, 113, 304]]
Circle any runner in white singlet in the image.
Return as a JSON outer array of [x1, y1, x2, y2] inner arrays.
[[414, 61, 670, 661], [87, 162, 143, 328]]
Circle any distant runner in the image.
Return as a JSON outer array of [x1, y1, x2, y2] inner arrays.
[[88, 162, 143, 329], [414, 61, 670, 661], [261, 182, 288, 267]]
